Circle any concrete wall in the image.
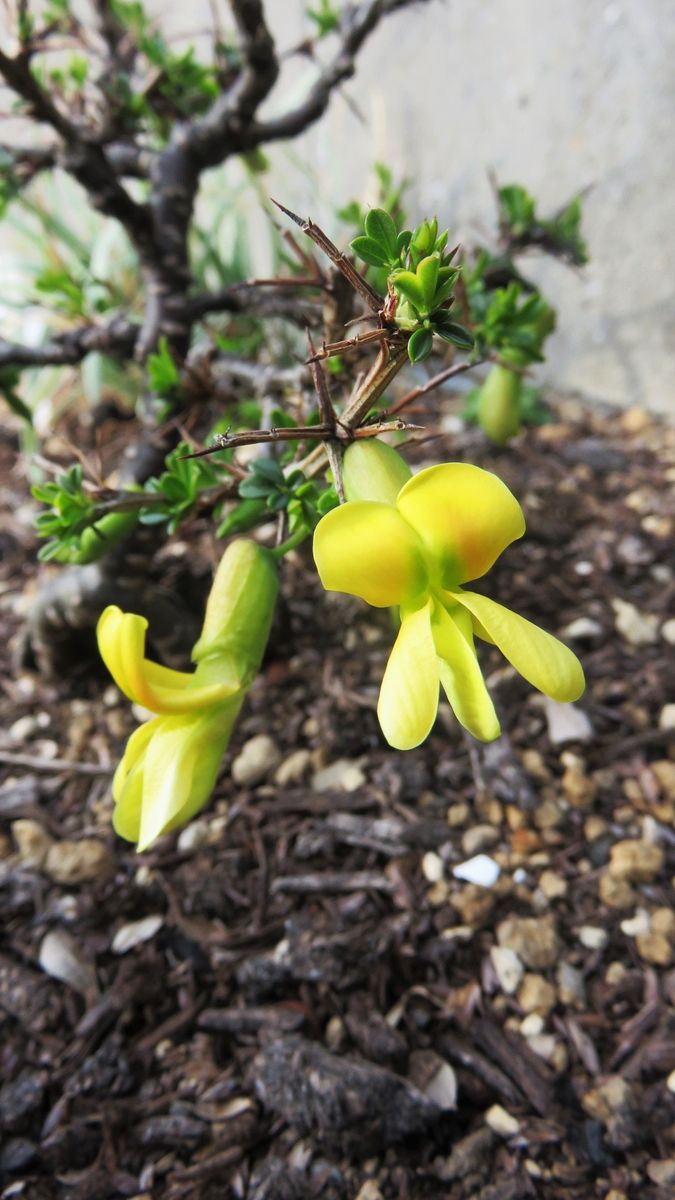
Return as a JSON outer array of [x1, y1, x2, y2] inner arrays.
[[256, 0, 674, 414]]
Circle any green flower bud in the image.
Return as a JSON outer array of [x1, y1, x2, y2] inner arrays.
[[192, 539, 278, 683], [477, 365, 522, 444], [343, 440, 412, 506]]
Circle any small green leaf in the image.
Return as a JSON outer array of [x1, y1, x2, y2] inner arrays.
[[433, 318, 474, 350], [364, 208, 398, 259], [407, 327, 434, 364], [351, 236, 391, 268], [391, 270, 426, 312], [416, 254, 440, 309]]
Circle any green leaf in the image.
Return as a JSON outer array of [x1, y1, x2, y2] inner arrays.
[[350, 235, 391, 268], [407, 327, 434, 364], [363, 208, 398, 260], [391, 269, 426, 312], [416, 254, 440, 309], [433, 317, 474, 350]]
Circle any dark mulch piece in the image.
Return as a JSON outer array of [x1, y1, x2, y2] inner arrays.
[[1, 396, 674, 1198]]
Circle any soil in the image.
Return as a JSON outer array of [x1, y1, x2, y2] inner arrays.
[[1, 395, 674, 1200]]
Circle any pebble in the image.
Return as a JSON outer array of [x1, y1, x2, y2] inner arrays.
[[8, 715, 41, 742], [636, 932, 673, 966], [520, 1013, 544, 1038], [659, 703, 675, 730], [11, 819, 54, 869], [527, 1034, 557, 1062], [518, 974, 556, 1015], [578, 926, 608, 950], [651, 907, 675, 938], [608, 839, 664, 883], [355, 1182, 383, 1200], [611, 598, 659, 646], [620, 909, 651, 937], [556, 962, 586, 1007], [646, 1160, 675, 1187], [661, 618, 675, 645], [312, 758, 366, 792], [562, 617, 602, 640], [45, 838, 115, 885], [497, 915, 559, 969], [667, 1069, 675, 1094], [446, 802, 470, 827], [421, 852, 444, 884], [39, 929, 98, 998], [584, 816, 607, 841], [599, 872, 636, 909], [453, 854, 500, 888], [461, 824, 499, 856], [485, 1104, 519, 1137], [538, 870, 567, 900], [274, 749, 312, 786], [490, 947, 524, 995], [452, 884, 495, 928], [652, 760, 675, 800], [112, 914, 164, 955], [543, 699, 593, 745], [231, 735, 281, 787], [177, 820, 212, 853]]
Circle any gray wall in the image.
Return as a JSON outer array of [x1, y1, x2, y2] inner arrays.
[[258, 0, 674, 413]]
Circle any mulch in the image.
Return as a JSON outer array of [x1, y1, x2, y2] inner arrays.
[[1, 394, 674, 1199]]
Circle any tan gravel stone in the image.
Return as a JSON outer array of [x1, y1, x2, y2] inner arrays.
[[497, 914, 559, 969], [452, 884, 495, 928], [595, 873, 634, 907], [446, 802, 470, 827], [562, 765, 597, 808], [518, 973, 556, 1015], [651, 760, 675, 800], [584, 816, 608, 841], [608, 839, 664, 883], [12, 819, 54, 868], [461, 824, 499, 856], [650, 907, 675, 938], [635, 932, 673, 966], [538, 870, 568, 899], [45, 838, 114, 884]]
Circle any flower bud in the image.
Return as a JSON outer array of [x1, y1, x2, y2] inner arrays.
[[343, 439, 412, 505], [192, 539, 278, 683], [477, 365, 522, 444]]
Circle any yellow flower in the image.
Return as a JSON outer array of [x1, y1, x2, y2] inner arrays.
[[97, 539, 278, 850], [314, 442, 584, 750]]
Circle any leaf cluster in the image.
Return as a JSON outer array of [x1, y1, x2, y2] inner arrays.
[[351, 210, 474, 364], [140, 443, 218, 533], [473, 282, 556, 367], [32, 466, 139, 563], [498, 184, 588, 265], [219, 458, 336, 539]]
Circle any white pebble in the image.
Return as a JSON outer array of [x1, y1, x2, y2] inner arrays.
[[620, 909, 651, 937], [490, 946, 524, 995], [578, 926, 609, 950], [485, 1104, 520, 1137], [112, 914, 164, 955], [422, 851, 444, 883], [453, 854, 501, 887]]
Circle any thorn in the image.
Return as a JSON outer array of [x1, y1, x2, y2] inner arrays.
[[270, 198, 306, 229]]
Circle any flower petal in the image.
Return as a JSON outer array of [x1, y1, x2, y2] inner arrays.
[[432, 602, 501, 741], [396, 463, 525, 585], [136, 702, 242, 851], [452, 590, 585, 702], [377, 599, 439, 749], [97, 605, 239, 714], [313, 501, 427, 607]]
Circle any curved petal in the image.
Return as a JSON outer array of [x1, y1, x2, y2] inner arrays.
[[313, 501, 427, 608], [377, 599, 439, 749], [451, 591, 585, 702], [97, 606, 239, 714], [432, 603, 501, 741], [137, 701, 241, 851], [396, 463, 525, 585]]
